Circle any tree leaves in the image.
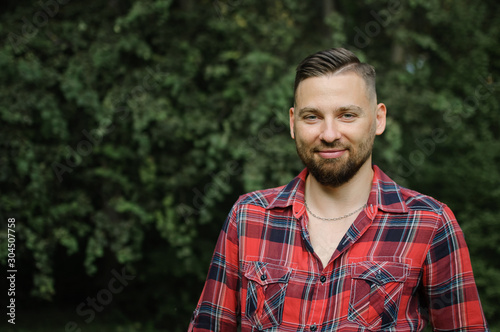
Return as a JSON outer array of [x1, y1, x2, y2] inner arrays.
[[1, 0, 499, 330]]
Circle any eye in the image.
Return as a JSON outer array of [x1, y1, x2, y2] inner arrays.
[[304, 114, 318, 121], [341, 113, 356, 120]]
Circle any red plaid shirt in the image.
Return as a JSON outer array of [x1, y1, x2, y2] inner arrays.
[[188, 166, 488, 331]]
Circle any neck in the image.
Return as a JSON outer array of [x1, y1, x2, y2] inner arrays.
[[305, 161, 373, 216]]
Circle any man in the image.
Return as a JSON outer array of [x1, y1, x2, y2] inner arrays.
[[188, 48, 489, 331]]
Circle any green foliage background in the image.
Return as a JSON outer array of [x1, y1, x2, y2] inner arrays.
[[0, 0, 499, 331]]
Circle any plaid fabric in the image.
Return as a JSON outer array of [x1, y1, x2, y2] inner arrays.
[[188, 166, 489, 331]]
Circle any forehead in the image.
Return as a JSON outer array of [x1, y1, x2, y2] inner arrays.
[[295, 72, 371, 109]]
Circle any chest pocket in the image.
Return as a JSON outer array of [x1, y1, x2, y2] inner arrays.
[[348, 261, 408, 330], [243, 261, 291, 330]]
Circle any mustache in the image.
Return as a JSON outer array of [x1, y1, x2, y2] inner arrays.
[[312, 141, 349, 151]]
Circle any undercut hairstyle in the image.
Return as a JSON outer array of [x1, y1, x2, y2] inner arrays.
[[293, 48, 377, 105]]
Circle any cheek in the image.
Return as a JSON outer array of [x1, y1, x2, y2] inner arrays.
[[347, 123, 374, 141], [294, 126, 314, 142]]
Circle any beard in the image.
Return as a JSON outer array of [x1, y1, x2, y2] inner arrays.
[[295, 131, 375, 188]]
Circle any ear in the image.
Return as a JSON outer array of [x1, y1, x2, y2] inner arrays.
[[289, 107, 295, 139], [375, 103, 387, 135]]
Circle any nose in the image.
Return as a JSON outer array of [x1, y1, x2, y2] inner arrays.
[[319, 120, 342, 143]]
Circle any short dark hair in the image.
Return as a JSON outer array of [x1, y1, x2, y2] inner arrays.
[[293, 48, 376, 104]]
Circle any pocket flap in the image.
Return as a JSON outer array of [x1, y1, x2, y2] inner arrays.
[[352, 261, 408, 285], [244, 261, 291, 285]]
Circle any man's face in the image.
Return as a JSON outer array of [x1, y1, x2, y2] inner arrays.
[[289, 72, 386, 187]]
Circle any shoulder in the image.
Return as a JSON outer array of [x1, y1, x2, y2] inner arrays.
[[230, 169, 306, 211], [223, 185, 290, 228], [233, 184, 288, 209], [374, 165, 449, 216], [398, 185, 448, 215], [380, 180, 459, 235]]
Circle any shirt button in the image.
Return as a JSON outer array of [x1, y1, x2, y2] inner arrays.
[[319, 275, 326, 283], [260, 274, 267, 281], [310, 324, 317, 331]]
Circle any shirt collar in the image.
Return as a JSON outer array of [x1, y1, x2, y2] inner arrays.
[[368, 165, 409, 214], [265, 165, 408, 215]]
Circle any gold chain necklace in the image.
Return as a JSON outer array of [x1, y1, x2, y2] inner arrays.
[[304, 200, 366, 221]]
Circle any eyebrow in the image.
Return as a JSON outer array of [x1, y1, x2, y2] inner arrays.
[[297, 105, 364, 117]]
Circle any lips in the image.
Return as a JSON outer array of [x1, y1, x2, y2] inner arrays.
[[316, 149, 346, 159]]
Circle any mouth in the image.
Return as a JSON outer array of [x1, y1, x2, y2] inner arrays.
[[316, 149, 347, 159]]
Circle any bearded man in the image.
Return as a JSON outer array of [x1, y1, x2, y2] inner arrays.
[[188, 48, 489, 331]]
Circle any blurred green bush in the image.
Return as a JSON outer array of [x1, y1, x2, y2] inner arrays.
[[0, 0, 499, 330]]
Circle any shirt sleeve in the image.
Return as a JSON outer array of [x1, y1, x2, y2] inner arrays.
[[188, 204, 241, 332], [422, 205, 489, 331]]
